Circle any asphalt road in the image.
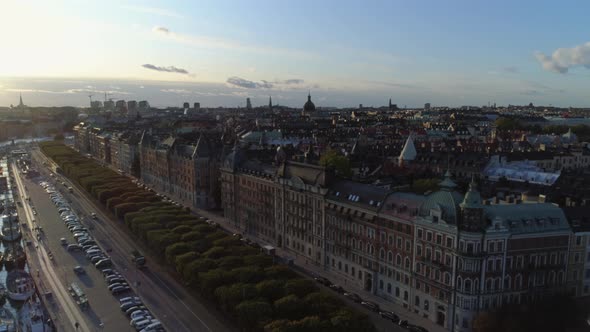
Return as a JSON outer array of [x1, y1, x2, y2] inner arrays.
[[12, 162, 132, 332], [32, 148, 234, 332]]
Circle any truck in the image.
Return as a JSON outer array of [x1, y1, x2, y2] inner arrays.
[[131, 250, 146, 268]]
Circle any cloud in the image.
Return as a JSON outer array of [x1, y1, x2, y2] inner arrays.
[[226, 77, 273, 89], [6, 88, 130, 95], [502, 66, 518, 74], [122, 5, 184, 19], [142, 64, 189, 74], [161, 89, 192, 94], [152, 26, 170, 35], [280, 79, 304, 85], [535, 42, 590, 74]]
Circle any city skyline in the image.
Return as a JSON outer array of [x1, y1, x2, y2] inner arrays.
[[1, 0, 590, 107]]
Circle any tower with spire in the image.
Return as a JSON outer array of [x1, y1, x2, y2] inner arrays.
[[268, 96, 273, 111], [460, 177, 485, 231], [16, 93, 25, 109]]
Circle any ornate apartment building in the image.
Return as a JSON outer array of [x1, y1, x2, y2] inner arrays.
[[221, 147, 574, 332]]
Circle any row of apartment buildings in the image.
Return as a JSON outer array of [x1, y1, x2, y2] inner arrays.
[[73, 124, 220, 209], [220, 144, 590, 332]]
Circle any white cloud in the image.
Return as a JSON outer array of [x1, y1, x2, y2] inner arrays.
[[122, 5, 184, 19], [161, 89, 192, 94], [535, 42, 590, 74]]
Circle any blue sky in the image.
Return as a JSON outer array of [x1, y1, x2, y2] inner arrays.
[[1, 0, 590, 108]]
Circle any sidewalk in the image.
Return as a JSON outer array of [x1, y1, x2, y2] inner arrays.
[[192, 208, 448, 332]]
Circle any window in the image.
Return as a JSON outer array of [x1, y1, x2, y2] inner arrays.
[[575, 253, 581, 263], [388, 251, 393, 263], [396, 254, 402, 266], [424, 300, 430, 311], [379, 280, 384, 290], [436, 234, 442, 245], [415, 295, 420, 306], [379, 248, 385, 260], [387, 283, 392, 294], [388, 235, 394, 246], [464, 279, 471, 293], [417, 245, 423, 256], [405, 240, 411, 251], [497, 240, 504, 252], [426, 231, 433, 242], [576, 236, 583, 246], [488, 241, 495, 252], [446, 237, 453, 248], [397, 237, 402, 249], [395, 287, 400, 297], [404, 291, 408, 301], [405, 257, 411, 269], [417, 228, 423, 239]]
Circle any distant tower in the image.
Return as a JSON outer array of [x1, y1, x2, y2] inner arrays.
[[424, 103, 431, 110], [19, 93, 24, 107], [246, 98, 252, 110], [302, 92, 316, 116], [194, 102, 200, 110], [269, 96, 273, 110], [389, 98, 392, 109], [183, 102, 190, 109]]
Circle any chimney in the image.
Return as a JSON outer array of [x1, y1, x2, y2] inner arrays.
[[538, 194, 546, 203]]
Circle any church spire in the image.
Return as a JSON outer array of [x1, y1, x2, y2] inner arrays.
[[269, 96, 273, 109], [19, 93, 24, 107]]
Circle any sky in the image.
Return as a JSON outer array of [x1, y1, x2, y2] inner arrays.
[[1, 0, 590, 108]]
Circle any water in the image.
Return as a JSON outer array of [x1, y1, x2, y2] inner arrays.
[[0, 137, 52, 149]]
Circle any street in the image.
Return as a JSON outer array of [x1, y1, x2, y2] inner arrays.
[[31, 148, 234, 332]]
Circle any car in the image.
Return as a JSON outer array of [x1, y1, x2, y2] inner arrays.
[[141, 321, 162, 332], [361, 301, 381, 312], [111, 285, 131, 295], [73, 232, 89, 240], [96, 258, 112, 268], [80, 239, 96, 246], [91, 255, 108, 264], [379, 311, 400, 323], [109, 282, 129, 291], [60, 238, 68, 245], [119, 296, 141, 304], [343, 292, 363, 303], [126, 305, 146, 316], [107, 277, 126, 285], [85, 249, 102, 257], [130, 310, 149, 320], [70, 226, 87, 232], [132, 318, 153, 330], [73, 266, 85, 275], [406, 326, 428, 332], [77, 237, 91, 244], [329, 284, 345, 294], [314, 276, 332, 286], [82, 244, 98, 251], [106, 275, 123, 284], [91, 213, 97, 219], [67, 244, 83, 251]]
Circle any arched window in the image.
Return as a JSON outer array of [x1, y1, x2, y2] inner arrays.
[[558, 271, 564, 284], [388, 235, 394, 245], [494, 278, 501, 290], [457, 277, 463, 291], [388, 251, 393, 263], [415, 295, 420, 306], [464, 279, 472, 293], [474, 278, 479, 291], [458, 258, 464, 270], [515, 274, 522, 289], [486, 278, 493, 291], [444, 272, 451, 285], [504, 276, 511, 289], [548, 271, 555, 285], [359, 241, 363, 252], [405, 257, 411, 269], [379, 248, 385, 260], [396, 254, 402, 266]]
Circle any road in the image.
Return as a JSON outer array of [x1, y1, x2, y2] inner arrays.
[[12, 162, 131, 332], [32, 148, 234, 332]]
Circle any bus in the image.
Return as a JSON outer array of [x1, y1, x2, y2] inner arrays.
[[69, 282, 89, 309]]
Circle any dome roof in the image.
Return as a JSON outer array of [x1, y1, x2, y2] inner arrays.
[[419, 171, 463, 223], [303, 93, 316, 112], [460, 178, 482, 208]]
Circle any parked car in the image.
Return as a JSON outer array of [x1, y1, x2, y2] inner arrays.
[[67, 244, 83, 251], [329, 284, 345, 294], [73, 266, 85, 275], [314, 276, 332, 286], [361, 301, 381, 312], [111, 285, 131, 295], [60, 238, 68, 245], [96, 258, 112, 269], [379, 311, 400, 323], [343, 292, 362, 303], [406, 325, 428, 332]]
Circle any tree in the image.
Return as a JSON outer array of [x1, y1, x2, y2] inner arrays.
[[264, 265, 298, 280], [175, 251, 199, 274], [256, 279, 286, 302], [165, 242, 192, 265], [319, 149, 352, 177], [285, 279, 318, 298], [274, 294, 306, 320], [235, 300, 272, 330], [215, 283, 257, 313]]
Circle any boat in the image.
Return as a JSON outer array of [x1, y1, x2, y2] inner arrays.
[[18, 294, 47, 332], [0, 307, 17, 332], [4, 244, 26, 270], [6, 270, 35, 301], [0, 213, 21, 242]]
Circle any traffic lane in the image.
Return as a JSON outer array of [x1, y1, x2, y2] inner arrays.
[[23, 176, 133, 331], [51, 176, 198, 332], [34, 150, 234, 332], [53, 175, 221, 332]]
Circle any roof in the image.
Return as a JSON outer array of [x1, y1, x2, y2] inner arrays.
[[399, 134, 417, 161], [327, 180, 390, 212], [483, 202, 570, 234]]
